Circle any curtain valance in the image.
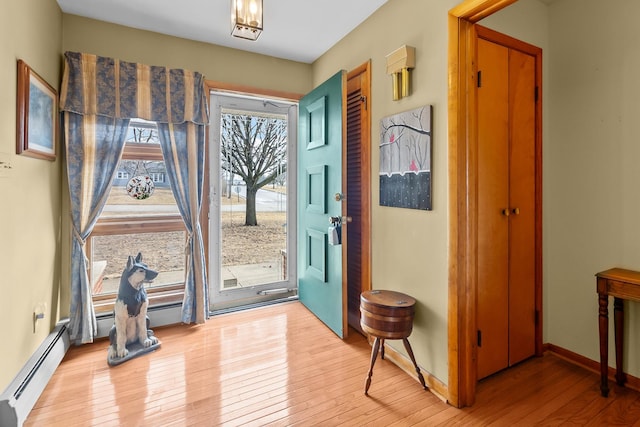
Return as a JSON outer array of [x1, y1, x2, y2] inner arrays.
[[60, 51, 209, 125]]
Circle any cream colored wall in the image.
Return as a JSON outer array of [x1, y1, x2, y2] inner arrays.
[[0, 1, 62, 391], [313, 0, 460, 384], [470, 0, 640, 381], [5, 0, 633, 398], [62, 15, 313, 95], [544, 0, 640, 378], [59, 15, 314, 320], [313, 0, 551, 386]]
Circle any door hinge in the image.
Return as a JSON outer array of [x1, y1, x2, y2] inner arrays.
[[477, 70, 482, 88], [535, 86, 539, 102], [477, 330, 482, 347]]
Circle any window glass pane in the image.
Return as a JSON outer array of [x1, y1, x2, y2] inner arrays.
[[102, 120, 178, 219], [90, 119, 186, 305], [126, 119, 160, 145], [90, 231, 186, 295], [219, 111, 288, 290], [103, 159, 178, 218]]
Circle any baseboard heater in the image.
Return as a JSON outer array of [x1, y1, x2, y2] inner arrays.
[[0, 320, 70, 427]]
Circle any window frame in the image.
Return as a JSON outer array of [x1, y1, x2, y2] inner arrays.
[[208, 91, 298, 309], [89, 123, 188, 314]]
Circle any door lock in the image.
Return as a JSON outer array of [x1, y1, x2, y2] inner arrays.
[[329, 216, 352, 225]]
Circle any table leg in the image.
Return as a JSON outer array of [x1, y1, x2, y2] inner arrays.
[[402, 338, 427, 390], [365, 337, 381, 395], [380, 338, 385, 360], [614, 297, 625, 386], [598, 292, 609, 397]]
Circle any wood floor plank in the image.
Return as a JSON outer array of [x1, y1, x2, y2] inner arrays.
[[25, 301, 640, 426]]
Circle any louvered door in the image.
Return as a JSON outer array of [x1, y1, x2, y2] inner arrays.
[[346, 74, 364, 332]]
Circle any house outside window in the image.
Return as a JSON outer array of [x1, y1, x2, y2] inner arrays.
[[150, 172, 165, 183]]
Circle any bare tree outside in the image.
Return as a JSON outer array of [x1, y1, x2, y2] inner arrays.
[[130, 126, 157, 144], [221, 111, 287, 226]]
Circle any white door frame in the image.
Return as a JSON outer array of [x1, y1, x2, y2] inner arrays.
[[208, 91, 298, 310]]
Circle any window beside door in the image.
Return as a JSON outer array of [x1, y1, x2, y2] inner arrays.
[[89, 119, 187, 313]]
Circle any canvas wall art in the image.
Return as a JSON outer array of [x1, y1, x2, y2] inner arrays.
[[379, 105, 432, 210]]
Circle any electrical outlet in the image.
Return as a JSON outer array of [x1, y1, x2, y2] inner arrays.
[[33, 302, 47, 333]]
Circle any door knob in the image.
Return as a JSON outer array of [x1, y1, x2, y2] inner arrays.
[[329, 216, 352, 224], [512, 207, 520, 215], [334, 193, 345, 201], [502, 208, 510, 217]]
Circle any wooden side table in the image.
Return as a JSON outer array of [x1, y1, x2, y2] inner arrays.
[[360, 289, 427, 395], [596, 268, 640, 397]]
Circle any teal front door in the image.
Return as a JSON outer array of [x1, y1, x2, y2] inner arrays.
[[297, 70, 347, 338]]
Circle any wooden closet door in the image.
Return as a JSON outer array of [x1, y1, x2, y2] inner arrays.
[[477, 37, 537, 379], [508, 49, 536, 366], [477, 38, 510, 380]]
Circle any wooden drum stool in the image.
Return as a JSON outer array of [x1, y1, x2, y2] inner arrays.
[[360, 289, 427, 395]]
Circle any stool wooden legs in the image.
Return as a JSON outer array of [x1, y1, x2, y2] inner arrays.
[[364, 337, 427, 395], [403, 338, 427, 390], [365, 337, 381, 395]]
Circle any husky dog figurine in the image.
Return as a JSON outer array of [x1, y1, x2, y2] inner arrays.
[[107, 252, 160, 366]]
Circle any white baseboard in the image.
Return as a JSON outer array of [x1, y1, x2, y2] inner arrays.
[[96, 302, 183, 338], [0, 320, 70, 427]]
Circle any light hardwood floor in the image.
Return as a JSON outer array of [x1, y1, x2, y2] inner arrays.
[[26, 301, 640, 426]]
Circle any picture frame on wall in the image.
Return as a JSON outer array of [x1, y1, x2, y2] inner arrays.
[[379, 105, 433, 210], [16, 59, 57, 161]]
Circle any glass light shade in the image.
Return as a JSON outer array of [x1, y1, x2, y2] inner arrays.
[[231, 0, 263, 41]]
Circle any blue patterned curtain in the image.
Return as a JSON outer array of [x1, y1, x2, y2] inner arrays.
[[65, 113, 129, 343], [60, 52, 210, 342], [60, 52, 208, 125], [158, 123, 209, 323]]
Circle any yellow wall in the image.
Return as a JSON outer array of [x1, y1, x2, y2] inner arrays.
[[486, 0, 640, 382], [0, 1, 63, 390], [62, 15, 313, 95], [543, 0, 640, 378], [6, 0, 640, 397], [313, 0, 459, 383], [57, 15, 314, 321]]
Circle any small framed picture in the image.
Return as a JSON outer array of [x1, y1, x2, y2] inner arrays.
[[16, 59, 58, 161]]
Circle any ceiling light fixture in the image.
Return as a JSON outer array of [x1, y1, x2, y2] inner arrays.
[[231, 0, 263, 41]]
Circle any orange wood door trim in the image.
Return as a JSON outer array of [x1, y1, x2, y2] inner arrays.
[[448, 0, 523, 408], [346, 61, 373, 332]]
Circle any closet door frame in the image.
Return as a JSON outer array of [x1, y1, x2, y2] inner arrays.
[[447, 0, 543, 407]]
